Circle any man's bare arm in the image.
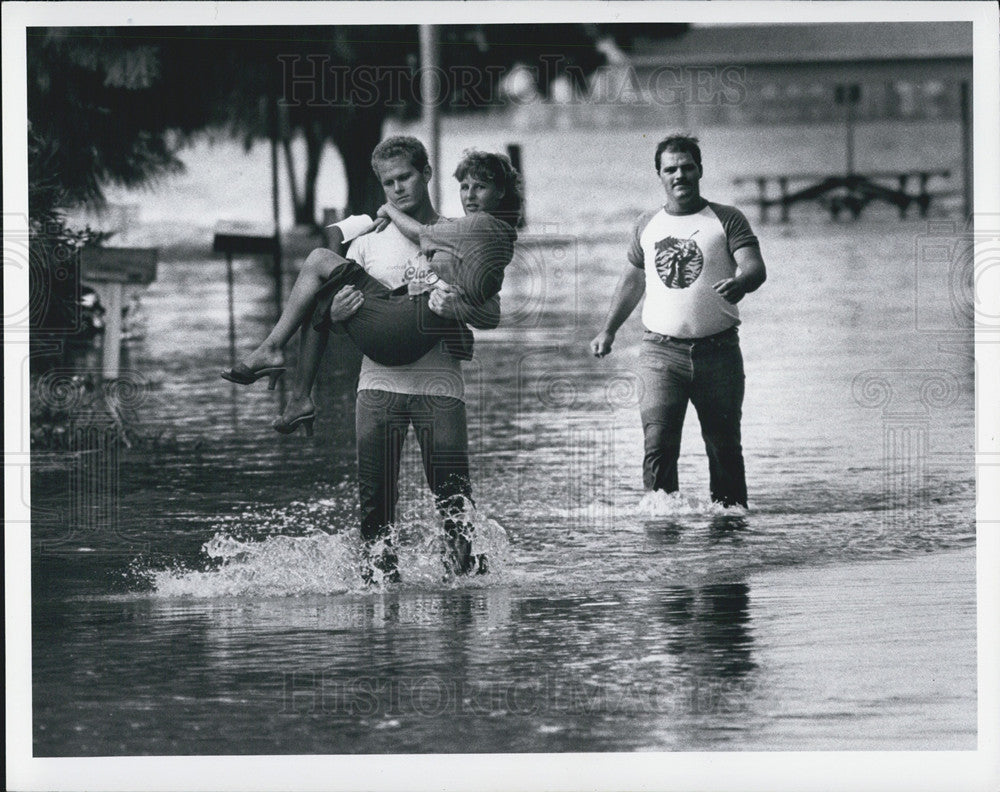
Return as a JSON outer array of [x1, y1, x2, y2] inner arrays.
[[713, 245, 767, 304], [590, 266, 646, 357]]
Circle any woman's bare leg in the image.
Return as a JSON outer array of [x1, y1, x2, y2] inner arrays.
[[241, 248, 348, 370], [275, 317, 329, 426]]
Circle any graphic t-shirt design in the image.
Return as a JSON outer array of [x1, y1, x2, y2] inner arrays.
[[654, 234, 704, 289], [627, 201, 759, 338]]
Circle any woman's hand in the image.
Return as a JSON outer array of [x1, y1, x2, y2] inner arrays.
[[329, 285, 364, 321], [360, 204, 391, 234], [427, 282, 465, 319]]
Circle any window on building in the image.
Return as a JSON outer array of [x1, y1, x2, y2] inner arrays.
[[894, 81, 917, 118], [923, 80, 946, 119]]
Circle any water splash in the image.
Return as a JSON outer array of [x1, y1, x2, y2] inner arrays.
[[151, 530, 358, 597], [147, 509, 511, 598], [631, 490, 748, 518], [551, 490, 747, 521]]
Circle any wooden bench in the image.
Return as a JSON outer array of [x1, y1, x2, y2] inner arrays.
[[80, 247, 158, 379], [734, 169, 952, 222]]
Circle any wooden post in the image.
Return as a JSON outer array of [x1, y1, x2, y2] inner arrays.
[[897, 174, 909, 218], [845, 96, 855, 176], [213, 222, 282, 359], [420, 25, 441, 209], [102, 282, 123, 379], [778, 177, 789, 223], [269, 98, 283, 315], [80, 247, 158, 381], [960, 80, 972, 222], [507, 143, 525, 227], [756, 177, 768, 224], [226, 252, 236, 364], [836, 83, 860, 176]]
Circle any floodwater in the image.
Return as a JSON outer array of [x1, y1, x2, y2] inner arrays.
[[31, 122, 976, 754]]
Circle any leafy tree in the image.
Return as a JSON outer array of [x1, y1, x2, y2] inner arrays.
[[28, 24, 688, 227], [267, 24, 689, 222], [27, 29, 182, 358]]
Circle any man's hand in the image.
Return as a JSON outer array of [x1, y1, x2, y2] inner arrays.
[[590, 330, 615, 358], [427, 282, 465, 319], [329, 285, 364, 321], [720, 245, 767, 302], [713, 277, 747, 304], [591, 266, 644, 358]]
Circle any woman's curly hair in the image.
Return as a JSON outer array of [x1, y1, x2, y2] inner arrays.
[[453, 149, 524, 228]]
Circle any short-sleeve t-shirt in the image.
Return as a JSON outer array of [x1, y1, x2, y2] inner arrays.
[[417, 212, 517, 306], [628, 200, 759, 338], [347, 222, 464, 401]]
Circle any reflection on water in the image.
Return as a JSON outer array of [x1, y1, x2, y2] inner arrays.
[[31, 197, 975, 753], [34, 576, 767, 754], [660, 583, 755, 679], [34, 547, 974, 754]]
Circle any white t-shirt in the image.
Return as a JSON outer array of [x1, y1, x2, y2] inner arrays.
[[347, 222, 464, 401], [628, 201, 759, 338]]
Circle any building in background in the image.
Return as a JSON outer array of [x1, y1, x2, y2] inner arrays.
[[548, 22, 972, 128]]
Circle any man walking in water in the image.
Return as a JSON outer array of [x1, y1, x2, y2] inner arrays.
[[590, 135, 766, 508], [326, 136, 498, 580]]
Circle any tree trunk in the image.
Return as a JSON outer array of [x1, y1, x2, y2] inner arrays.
[[281, 123, 325, 227], [331, 109, 385, 218], [300, 122, 323, 227], [281, 135, 303, 220]]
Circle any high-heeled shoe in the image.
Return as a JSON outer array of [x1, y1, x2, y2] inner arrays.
[[221, 363, 286, 390], [272, 410, 316, 436]]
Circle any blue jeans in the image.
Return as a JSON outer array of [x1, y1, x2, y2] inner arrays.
[[355, 389, 473, 550], [638, 327, 748, 508]]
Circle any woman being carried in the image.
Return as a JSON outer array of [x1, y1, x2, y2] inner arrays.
[[221, 150, 522, 434]]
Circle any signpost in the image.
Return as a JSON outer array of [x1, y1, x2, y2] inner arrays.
[[212, 221, 282, 363]]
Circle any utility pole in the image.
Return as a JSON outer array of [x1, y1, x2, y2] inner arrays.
[[420, 25, 441, 208]]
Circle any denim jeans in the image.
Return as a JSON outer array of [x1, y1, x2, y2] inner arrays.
[[638, 327, 747, 508], [355, 389, 473, 547]]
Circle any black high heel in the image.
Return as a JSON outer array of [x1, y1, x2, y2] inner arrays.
[[272, 410, 316, 436], [221, 364, 286, 390]]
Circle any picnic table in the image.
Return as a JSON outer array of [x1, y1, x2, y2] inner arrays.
[[734, 169, 953, 222]]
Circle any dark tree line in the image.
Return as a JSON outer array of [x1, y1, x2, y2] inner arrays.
[[27, 24, 687, 226]]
